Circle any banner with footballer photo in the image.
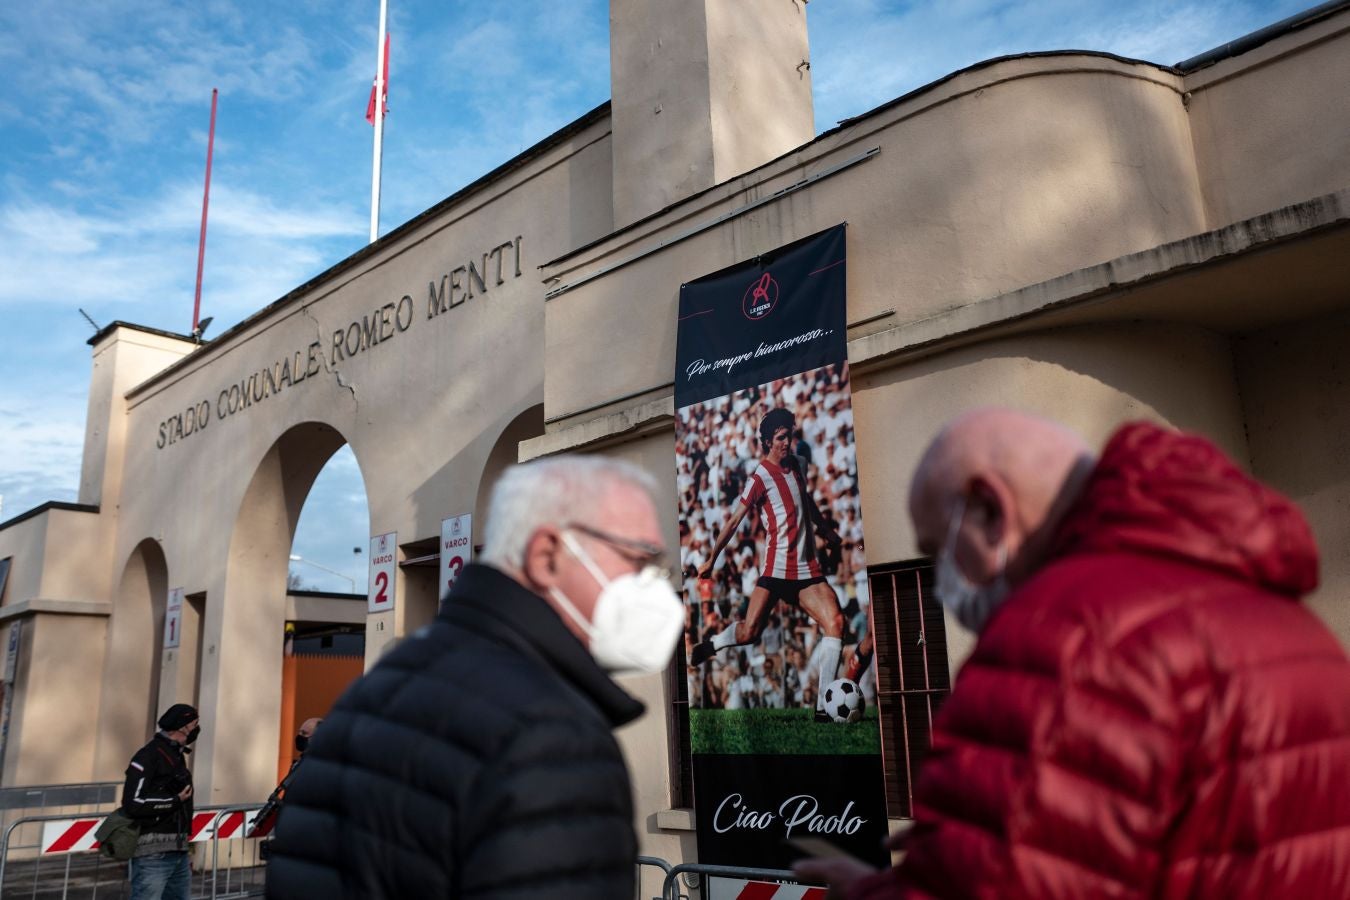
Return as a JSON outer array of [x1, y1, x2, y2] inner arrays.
[[675, 225, 887, 869]]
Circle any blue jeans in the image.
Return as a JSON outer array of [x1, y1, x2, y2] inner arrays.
[[129, 851, 190, 900]]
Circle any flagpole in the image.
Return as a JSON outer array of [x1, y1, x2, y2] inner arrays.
[[369, 0, 388, 244], [193, 88, 218, 334]]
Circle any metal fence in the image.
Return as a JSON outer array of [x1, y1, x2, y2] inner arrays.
[[0, 785, 120, 816], [637, 855, 674, 899], [636, 856, 818, 900], [0, 806, 266, 899], [0, 811, 816, 900]]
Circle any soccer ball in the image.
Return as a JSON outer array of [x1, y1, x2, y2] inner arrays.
[[822, 678, 865, 723]]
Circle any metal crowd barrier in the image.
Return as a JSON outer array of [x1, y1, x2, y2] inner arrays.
[[2, 818, 817, 900], [662, 862, 807, 900], [636, 856, 820, 900], [0, 783, 120, 815], [206, 806, 266, 900], [637, 855, 674, 899], [0, 804, 267, 899]]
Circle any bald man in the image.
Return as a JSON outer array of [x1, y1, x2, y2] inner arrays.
[[251, 717, 323, 845], [798, 410, 1350, 898], [295, 717, 322, 754]]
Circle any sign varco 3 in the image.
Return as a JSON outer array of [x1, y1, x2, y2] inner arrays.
[[440, 515, 472, 600]]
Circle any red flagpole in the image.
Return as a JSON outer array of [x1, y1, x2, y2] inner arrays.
[[193, 88, 218, 335]]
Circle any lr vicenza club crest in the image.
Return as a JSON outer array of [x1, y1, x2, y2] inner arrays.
[[742, 272, 779, 320]]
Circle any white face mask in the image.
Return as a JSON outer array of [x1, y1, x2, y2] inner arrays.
[[934, 497, 1009, 634], [550, 530, 685, 674]]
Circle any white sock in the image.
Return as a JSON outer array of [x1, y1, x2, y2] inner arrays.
[[711, 623, 739, 650], [815, 636, 842, 710]]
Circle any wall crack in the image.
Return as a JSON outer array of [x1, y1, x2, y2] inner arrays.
[[301, 304, 358, 408]]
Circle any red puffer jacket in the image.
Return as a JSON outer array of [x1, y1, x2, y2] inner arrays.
[[852, 422, 1350, 898]]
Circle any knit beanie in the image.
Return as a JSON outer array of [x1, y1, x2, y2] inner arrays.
[[157, 703, 198, 732]]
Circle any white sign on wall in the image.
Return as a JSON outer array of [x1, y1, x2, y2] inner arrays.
[[164, 588, 184, 650], [368, 532, 397, 614], [440, 514, 472, 601]]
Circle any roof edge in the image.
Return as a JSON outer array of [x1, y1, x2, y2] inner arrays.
[[0, 501, 100, 533], [543, 50, 1174, 269], [88, 320, 195, 348], [1175, 0, 1350, 72]]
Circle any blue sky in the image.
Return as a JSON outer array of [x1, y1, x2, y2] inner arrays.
[[0, 0, 1308, 592]]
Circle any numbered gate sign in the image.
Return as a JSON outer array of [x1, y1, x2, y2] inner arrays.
[[164, 588, 184, 650], [440, 514, 472, 600], [368, 532, 397, 614]]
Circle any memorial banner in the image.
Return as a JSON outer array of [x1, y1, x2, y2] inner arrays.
[[676, 225, 886, 868]]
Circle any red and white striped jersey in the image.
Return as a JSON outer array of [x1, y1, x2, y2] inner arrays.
[[740, 458, 820, 580]]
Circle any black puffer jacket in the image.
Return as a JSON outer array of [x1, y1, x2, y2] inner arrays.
[[266, 565, 646, 899]]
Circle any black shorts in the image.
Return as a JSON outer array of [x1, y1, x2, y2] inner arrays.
[[756, 575, 827, 605]]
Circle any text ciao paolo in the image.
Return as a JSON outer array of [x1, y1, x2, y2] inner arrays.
[[714, 792, 865, 839]]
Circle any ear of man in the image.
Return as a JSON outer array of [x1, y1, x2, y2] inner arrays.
[[964, 474, 1013, 576], [520, 526, 564, 593]]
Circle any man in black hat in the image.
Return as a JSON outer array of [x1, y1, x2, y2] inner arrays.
[[121, 702, 198, 900]]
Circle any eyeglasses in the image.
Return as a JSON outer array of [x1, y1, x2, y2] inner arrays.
[[565, 522, 666, 570]]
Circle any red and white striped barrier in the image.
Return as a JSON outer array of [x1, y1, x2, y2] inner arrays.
[[711, 879, 828, 900], [189, 809, 269, 842], [39, 808, 265, 855], [40, 818, 102, 854]]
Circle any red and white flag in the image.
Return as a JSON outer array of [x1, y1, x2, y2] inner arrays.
[[366, 33, 390, 125]]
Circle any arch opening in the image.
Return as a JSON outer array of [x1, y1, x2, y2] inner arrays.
[[93, 537, 168, 780], [197, 422, 370, 801]]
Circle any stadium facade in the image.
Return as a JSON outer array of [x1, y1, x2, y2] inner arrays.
[[2, 0, 1348, 873]]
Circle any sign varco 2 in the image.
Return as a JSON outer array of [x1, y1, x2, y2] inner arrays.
[[368, 533, 397, 614]]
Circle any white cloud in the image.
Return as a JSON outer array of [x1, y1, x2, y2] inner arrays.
[[0, 181, 360, 321], [0, 0, 1317, 524], [806, 0, 1310, 131], [0, 375, 88, 517]]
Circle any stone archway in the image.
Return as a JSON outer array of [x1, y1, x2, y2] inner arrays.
[[193, 422, 363, 804], [473, 403, 545, 527], [92, 538, 168, 780]]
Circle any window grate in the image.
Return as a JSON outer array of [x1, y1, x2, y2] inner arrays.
[[668, 639, 694, 809], [870, 561, 948, 818]]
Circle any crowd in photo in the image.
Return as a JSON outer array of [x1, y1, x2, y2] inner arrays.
[[677, 362, 875, 710]]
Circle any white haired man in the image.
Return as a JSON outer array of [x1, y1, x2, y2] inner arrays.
[[266, 455, 685, 899]]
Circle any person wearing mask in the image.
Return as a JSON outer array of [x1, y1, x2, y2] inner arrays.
[[122, 703, 198, 900], [292, 716, 321, 754], [252, 717, 322, 848], [265, 455, 684, 899], [797, 410, 1350, 897]]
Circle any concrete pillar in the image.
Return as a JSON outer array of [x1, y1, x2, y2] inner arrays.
[[610, 0, 815, 228], [80, 325, 195, 509]]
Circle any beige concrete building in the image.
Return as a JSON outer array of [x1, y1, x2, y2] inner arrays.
[[1, 0, 1348, 877]]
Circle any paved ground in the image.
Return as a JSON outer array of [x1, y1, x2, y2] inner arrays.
[[0, 854, 264, 899]]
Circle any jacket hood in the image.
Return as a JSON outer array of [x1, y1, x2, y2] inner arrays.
[[1053, 422, 1318, 597]]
